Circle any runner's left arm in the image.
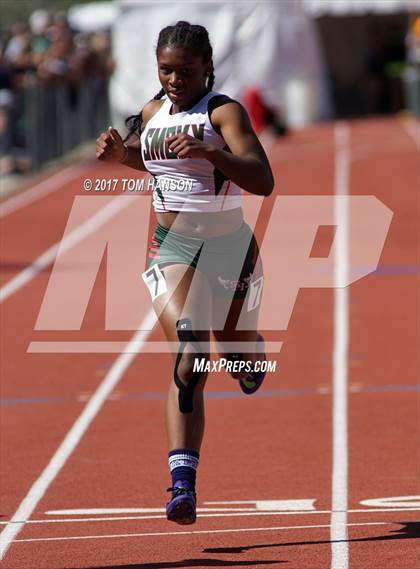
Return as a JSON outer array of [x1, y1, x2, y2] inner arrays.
[[166, 101, 274, 196], [205, 101, 274, 196]]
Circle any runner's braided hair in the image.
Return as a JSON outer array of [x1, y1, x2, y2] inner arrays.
[[124, 21, 215, 141]]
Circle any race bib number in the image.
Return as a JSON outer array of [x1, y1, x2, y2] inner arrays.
[[247, 276, 264, 312], [142, 265, 167, 300]]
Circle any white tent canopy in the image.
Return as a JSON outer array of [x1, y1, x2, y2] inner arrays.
[[118, 0, 419, 15], [68, 0, 419, 32], [304, 0, 419, 16]]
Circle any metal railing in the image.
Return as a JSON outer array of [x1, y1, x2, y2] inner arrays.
[[4, 78, 109, 171]]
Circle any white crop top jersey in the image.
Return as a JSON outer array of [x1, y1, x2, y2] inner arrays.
[[140, 90, 243, 213]]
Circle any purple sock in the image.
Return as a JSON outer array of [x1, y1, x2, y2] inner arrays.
[[168, 449, 199, 490]]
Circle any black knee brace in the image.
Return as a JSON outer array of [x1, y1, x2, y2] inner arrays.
[[174, 318, 206, 414]]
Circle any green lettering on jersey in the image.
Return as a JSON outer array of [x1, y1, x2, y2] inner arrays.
[[166, 126, 177, 159], [176, 124, 190, 135], [191, 123, 204, 141], [143, 128, 155, 161], [156, 127, 167, 159], [150, 128, 161, 160]]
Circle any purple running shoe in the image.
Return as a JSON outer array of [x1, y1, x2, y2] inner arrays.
[[166, 480, 197, 525], [239, 334, 267, 395]]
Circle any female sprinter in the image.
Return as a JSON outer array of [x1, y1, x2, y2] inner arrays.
[[96, 21, 274, 526]]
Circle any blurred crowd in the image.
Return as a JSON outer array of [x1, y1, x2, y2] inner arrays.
[[0, 10, 114, 174]]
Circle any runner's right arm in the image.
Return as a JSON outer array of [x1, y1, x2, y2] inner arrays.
[[96, 99, 162, 171]]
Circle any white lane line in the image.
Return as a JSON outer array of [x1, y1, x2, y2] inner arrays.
[[402, 117, 420, 150], [332, 122, 350, 569], [0, 163, 90, 219], [0, 507, 418, 525], [0, 196, 131, 304], [12, 521, 391, 543], [205, 499, 315, 509], [0, 307, 157, 561]]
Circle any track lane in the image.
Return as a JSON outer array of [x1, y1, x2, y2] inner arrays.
[[346, 118, 419, 569]]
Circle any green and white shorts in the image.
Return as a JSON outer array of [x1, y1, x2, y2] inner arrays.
[[144, 221, 263, 300]]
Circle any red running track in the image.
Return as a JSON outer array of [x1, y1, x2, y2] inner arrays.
[[0, 117, 419, 568]]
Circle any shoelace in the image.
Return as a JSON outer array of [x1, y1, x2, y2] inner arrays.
[[166, 486, 196, 500]]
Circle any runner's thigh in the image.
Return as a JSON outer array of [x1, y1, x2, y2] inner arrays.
[[152, 264, 212, 348]]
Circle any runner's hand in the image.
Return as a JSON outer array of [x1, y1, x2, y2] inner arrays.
[[96, 127, 126, 162], [166, 133, 212, 159]]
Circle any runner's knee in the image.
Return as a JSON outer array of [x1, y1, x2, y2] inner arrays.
[[176, 352, 208, 386]]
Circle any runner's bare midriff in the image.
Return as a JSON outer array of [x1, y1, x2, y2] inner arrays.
[[156, 207, 244, 238]]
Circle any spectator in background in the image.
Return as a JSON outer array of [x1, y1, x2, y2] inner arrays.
[[3, 22, 31, 67], [0, 53, 14, 174], [0, 60, 32, 175], [406, 16, 420, 67], [29, 10, 52, 66], [51, 11, 72, 39], [404, 16, 420, 117], [242, 86, 287, 137], [37, 36, 74, 83]]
